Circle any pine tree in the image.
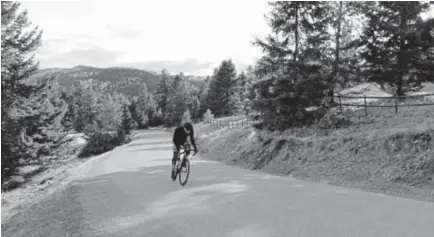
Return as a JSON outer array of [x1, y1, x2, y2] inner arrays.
[[121, 105, 136, 134], [135, 83, 156, 128], [359, 1, 434, 95], [235, 72, 249, 114], [253, 1, 332, 130], [244, 66, 257, 115], [165, 73, 190, 126], [198, 76, 211, 116], [60, 90, 75, 131], [9, 78, 68, 161], [155, 69, 172, 117], [142, 113, 149, 129], [205, 59, 238, 117], [97, 93, 122, 132], [2, 1, 53, 179], [71, 82, 100, 133], [145, 94, 156, 126], [327, 1, 365, 103], [190, 94, 201, 121], [129, 99, 142, 128]]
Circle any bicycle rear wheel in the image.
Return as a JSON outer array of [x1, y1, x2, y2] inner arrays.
[[178, 158, 190, 186]]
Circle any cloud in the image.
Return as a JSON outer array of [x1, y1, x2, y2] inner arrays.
[[106, 24, 141, 39], [35, 38, 253, 75], [36, 38, 125, 68]]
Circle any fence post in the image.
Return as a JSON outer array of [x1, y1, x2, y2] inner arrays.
[[364, 95, 367, 117], [338, 94, 342, 113], [395, 94, 398, 114]]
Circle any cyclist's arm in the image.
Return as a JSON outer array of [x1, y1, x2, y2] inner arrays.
[[173, 128, 182, 152], [189, 130, 197, 151]]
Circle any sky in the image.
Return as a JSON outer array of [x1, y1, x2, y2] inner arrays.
[[20, 0, 271, 76], [20, 1, 434, 76]]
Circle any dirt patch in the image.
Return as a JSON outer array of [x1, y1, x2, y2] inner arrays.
[[197, 114, 434, 202]]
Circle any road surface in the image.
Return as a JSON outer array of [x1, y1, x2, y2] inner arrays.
[[2, 129, 434, 237]]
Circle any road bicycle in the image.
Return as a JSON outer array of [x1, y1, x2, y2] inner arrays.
[[173, 143, 195, 186]]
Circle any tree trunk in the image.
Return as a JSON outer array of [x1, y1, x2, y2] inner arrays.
[[330, 1, 343, 104], [397, 4, 408, 96]]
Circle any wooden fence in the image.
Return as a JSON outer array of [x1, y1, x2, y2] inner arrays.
[[203, 93, 434, 127], [205, 116, 259, 129], [335, 93, 434, 116]]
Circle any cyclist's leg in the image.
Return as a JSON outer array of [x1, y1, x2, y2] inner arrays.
[[172, 143, 181, 166], [181, 142, 190, 167], [171, 143, 180, 179]]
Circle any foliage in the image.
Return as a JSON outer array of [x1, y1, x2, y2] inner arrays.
[[358, 1, 434, 95]]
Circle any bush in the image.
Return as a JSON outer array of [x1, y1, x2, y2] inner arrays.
[[203, 109, 214, 123], [2, 175, 26, 191], [78, 129, 130, 158], [182, 109, 192, 124], [318, 109, 352, 129]]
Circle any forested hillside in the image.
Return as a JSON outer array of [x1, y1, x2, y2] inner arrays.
[[31, 66, 205, 98]]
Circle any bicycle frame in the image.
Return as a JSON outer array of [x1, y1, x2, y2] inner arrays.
[[177, 144, 191, 167]]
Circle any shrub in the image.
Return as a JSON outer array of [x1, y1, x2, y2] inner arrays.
[[78, 129, 130, 158], [318, 109, 352, 129], [203, 109, 214, 123], [182, 109, 192, 124]]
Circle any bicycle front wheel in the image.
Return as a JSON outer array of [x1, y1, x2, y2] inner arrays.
[[178, 158, 190, 186]]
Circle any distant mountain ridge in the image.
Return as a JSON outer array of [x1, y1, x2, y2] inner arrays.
[[32, 65, 206, 97]]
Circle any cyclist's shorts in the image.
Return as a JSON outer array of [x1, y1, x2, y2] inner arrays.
[[173, 142, 190, 152]]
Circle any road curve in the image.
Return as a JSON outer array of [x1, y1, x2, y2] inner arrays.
[[2, 129, 434, 237]]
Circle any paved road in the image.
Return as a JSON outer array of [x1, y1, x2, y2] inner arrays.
[[2, 129, 434, 237]]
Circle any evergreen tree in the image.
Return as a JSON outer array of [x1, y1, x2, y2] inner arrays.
[[155, 69, 172, 117], [253, 1, 332, 130], [129, 99, 142, 128], [190, 94, 201, 121], [60, 90, 75, 131], [97, 93, 122, 131], [135, 83, 156, 128], [121, 105, 136, 134], [1, 1, 53, 179], [359, 1, 434, 95], [198, 76, 211, 116], [71, 82, 100, 133], [165, 73, 190, 126], [235, 72, 250, 114], [205, 59, 238, 117], [9, 78, 68, 160], [327, 1, 365, 102], [142, 113, 149, 129]]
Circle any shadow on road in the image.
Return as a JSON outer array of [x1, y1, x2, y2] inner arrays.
[[127, 141, 172, 147], [126, 147, 173, 152]]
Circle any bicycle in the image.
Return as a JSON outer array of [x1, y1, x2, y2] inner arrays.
[[173, 143, 194, 186]]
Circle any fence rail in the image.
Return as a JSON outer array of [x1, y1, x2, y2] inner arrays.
[[205, 116, 259, 129], [204, 93, 434, 127], [335, 93, 434, 115]]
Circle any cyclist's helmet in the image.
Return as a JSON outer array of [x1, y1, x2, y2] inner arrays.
[[183, 122, 193, 133]]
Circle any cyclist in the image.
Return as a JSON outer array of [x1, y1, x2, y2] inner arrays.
[[171, 121, 198, 180]]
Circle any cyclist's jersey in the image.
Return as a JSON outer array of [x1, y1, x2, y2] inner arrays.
[[172, 125, 197, 151]]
